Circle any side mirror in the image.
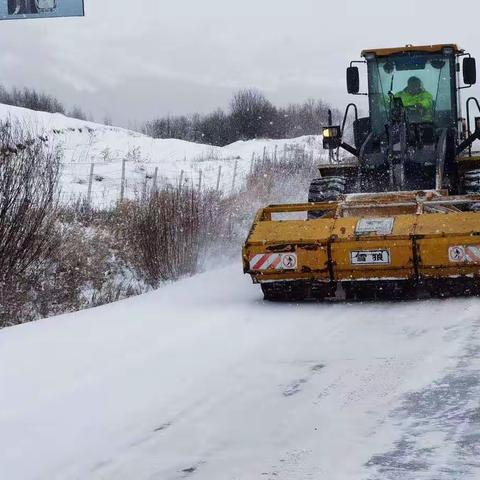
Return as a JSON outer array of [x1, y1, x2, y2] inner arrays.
[[347, 67, 360, 94], [463, 57, 477, 85]]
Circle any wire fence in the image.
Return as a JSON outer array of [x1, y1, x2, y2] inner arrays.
[[59, 144, 321, 208]]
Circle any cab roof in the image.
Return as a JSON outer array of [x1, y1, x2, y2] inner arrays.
[[361, 44, 463, 58]]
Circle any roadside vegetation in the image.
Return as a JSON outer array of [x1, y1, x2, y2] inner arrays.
[[0, 81, 330, 326], [0, 121, 316, 327]]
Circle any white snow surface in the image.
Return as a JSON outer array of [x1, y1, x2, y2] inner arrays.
[[0, 104, 325, 206], [2, 265, 480, 480]]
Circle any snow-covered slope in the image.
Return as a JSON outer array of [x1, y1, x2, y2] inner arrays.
[[1, 265, 480, 480], [0, 104, 325, 206]]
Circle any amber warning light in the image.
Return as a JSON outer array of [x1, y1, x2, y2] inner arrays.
[[322, 126, 342, 150]]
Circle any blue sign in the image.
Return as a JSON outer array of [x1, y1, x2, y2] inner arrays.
[[0, 0, 84, 20]]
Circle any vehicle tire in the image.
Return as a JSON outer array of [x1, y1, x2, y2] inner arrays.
[[308, 176, 346, 219], [463, 169, 480, 194], [462, 169, 480, 211]]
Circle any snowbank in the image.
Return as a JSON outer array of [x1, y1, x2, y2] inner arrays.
[[0, 104, 326, 207]]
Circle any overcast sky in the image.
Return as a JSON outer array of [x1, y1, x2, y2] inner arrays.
[[0, 0, 479, 127]]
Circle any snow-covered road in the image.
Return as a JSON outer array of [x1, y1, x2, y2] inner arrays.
[[1, 265, 480, 480]]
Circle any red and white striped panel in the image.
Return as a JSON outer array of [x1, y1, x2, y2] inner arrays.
[[448, 245, 480, 263], [466, 246, 480, 263], [249, 253, 297, 271]]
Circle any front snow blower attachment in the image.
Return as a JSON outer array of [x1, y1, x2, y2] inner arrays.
[[243, 191, 480, 301], [243, 43, 480, 301]]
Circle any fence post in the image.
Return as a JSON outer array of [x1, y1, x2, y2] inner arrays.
[[142, 176, 148, 201], [216, 165, 222, 191], [178, 169, 184, 192], [231, 159, 238, 193], [120, 157, 126, 202], [262, 146, 267, 162], [250, 153, 255, 175], [283, 144, 287, 161], [274, 144, 278, 163], [87, 162, 95, 206], [152, 167, 158, 193], [198, 169, 203, 192]]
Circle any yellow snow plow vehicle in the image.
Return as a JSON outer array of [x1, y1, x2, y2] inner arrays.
[[243, 44, 480, 301]]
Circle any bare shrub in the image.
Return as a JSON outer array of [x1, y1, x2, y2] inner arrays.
[[0, 121, 61, 326], [32, 215, 143, 319], [120, 187, 235, 287]]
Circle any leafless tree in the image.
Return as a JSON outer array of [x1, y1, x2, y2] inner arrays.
[[229, 89, 277, 140], [0, 85, 65, 114], [68, 106, 88, 121], [143, 90, 339, 145]]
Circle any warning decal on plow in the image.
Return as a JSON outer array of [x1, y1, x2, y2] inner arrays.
[[449, 245, 480, 263], [249, 253, 297, 271]]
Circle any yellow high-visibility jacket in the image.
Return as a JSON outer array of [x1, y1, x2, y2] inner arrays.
[[395, 89, 434, 121]]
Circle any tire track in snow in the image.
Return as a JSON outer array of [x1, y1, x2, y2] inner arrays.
[[366, 310, 480, 479], [263, 358, 417, 479], [256, 304, 476, 480]]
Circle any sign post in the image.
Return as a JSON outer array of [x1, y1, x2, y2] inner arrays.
[[0, 0, 84, 20]]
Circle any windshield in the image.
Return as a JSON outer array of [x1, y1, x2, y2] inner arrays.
[[367, 53, 456, 136]]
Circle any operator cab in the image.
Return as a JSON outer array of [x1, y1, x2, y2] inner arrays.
[[325, 44, 479, 192], [363, 46, 459, 138]]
